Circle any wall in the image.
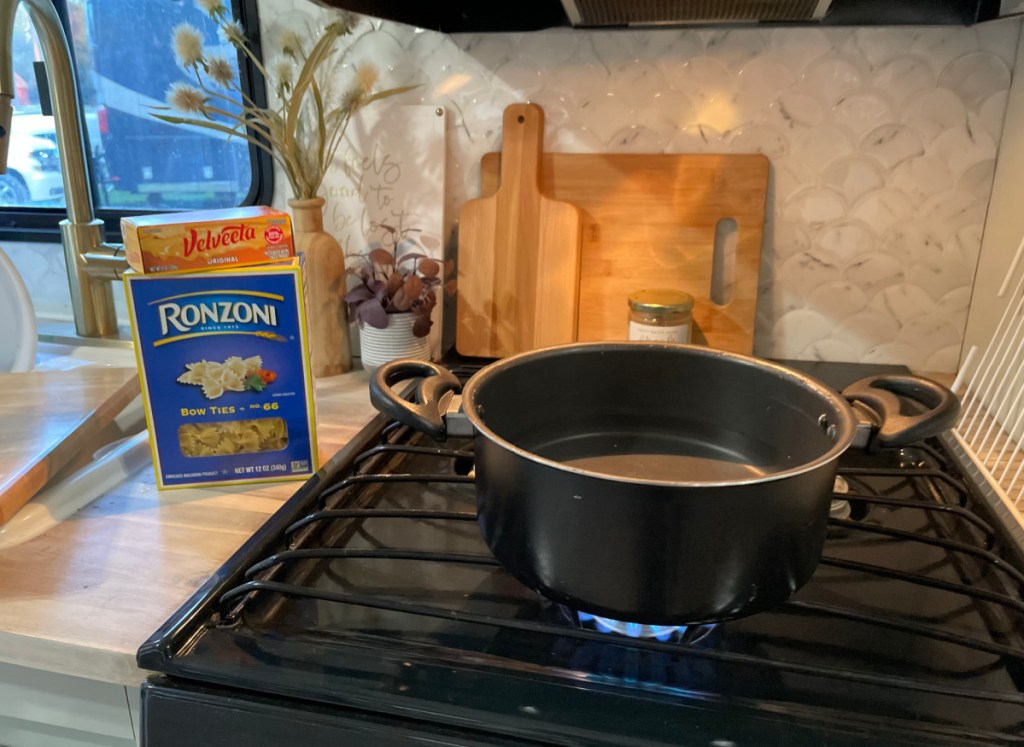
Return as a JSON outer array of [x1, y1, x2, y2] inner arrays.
[[5, 3, 1021, 374]]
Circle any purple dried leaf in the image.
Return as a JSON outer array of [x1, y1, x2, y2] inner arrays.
[[369, 248, 395, 266], [412, 313, 432, 337], [343, 285, 374, 303], [402, 274, 423, 301], [418, 259, 440, 278], [357, 298, 389, 329], [444, 279, 457, 297]]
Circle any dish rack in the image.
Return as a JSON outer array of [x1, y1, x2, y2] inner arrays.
[[950, 239, 1024, 548]]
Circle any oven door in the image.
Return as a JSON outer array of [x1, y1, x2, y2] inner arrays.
[[140, 676, 526, 747]]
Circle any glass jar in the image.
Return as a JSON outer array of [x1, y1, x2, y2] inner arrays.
[[627, 289, 694, 343]]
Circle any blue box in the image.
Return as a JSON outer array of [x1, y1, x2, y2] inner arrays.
[[125, 260, 318, 489]]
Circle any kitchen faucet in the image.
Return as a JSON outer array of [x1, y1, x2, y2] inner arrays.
[[0, 0, 126, 338]]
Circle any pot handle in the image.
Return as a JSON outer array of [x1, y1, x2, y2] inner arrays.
[[369, 360, 462, 441], [842, 375, 960, 447]]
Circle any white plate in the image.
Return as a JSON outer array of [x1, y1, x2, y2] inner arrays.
[[0, 246, 36, 372]]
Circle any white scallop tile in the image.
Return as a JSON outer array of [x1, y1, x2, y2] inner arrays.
[[794, 124, 855, 168], [938, 52, 1012, 111], [879, 223, 945, 266], [802, 340, 860, 362], [808, 281, 869, 323], [956, 159, 997, 198], [862, 342, 926, 369], [766, 28, 835, 71], [667, 124, 724, 153], [727, 123, 789, 158], [928, 125, 996, 178], [772, 220, 813, 261], [772, 309, 835, 357], [783, 188, 848, 232], [577, 93, 636, 143], [832, 89, 896, 141], [920, 191, 987, 249], [860, 124, 925, 169], [589, 31, 644, 68], [889, 157, 953, 207], [774, 155, 815, 203], [605, 125, 666, 152], [944, 223, 987, 268], [608, 62, 669, 111], [778, 251, 843, 298], [896, 316, 962, 352], [815, 220, 878, 265], [833, 311, 901, 357], [648, 90, 698, 131], [635, 29, 702, 60], [701, 29, 769, 70], [757, 91, 824, 133], [799, 56, 866, 105], [867, 285, 938, 325], [850, 189, 917, 236], [977, 90, 1010, 141], [937, 286, 973, 329], [822, 157, 886, 205], [871, 55, 937, 102], [924, 346, 961, 374], [974, 18, 1022, 67], [668, 57, 734, 106], [901, 89, 968, 145], [454, 34, 517, 73], [736, 57, 797, 111], [843, 28, 913, 70], [907, 254, 972, 302], [909, 28, 980, 72], [844, 252, 906, 297], [515, 29, 582, 67]]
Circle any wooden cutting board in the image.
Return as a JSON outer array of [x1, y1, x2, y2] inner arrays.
[[456, 104, 583, 358], [480, 151, 770, 354], [0, 368, 140, 525]]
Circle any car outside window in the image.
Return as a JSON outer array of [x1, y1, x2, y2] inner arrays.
[[2, 0, 269, 236]]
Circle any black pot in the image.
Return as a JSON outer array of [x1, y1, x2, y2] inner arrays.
[[370, 343, 959, 624]]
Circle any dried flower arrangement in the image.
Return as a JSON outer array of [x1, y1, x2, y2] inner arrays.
[[344, 226, 456, 338], [155, 0, 414, 200]]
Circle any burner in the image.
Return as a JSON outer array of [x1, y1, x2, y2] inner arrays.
[[576, 611, 716, 644]]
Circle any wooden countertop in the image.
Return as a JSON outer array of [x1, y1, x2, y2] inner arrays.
[[0, 369, 379, 686]]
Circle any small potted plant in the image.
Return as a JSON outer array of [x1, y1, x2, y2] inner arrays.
[[344, 226, 455, 372]]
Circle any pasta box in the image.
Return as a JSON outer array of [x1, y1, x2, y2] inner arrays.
[[124, 259, 318, 489]]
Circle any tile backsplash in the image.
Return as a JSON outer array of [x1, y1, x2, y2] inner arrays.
[[7, 2, 1022, 374]]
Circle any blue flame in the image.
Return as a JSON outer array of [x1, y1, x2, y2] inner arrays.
[[580, 612, 683, 641]]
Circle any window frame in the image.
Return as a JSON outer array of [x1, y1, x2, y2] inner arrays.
[[0, 0, 274, 243]]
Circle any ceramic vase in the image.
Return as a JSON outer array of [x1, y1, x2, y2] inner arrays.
[[289, 197, 352, 377], [359, 312, 431, 375]]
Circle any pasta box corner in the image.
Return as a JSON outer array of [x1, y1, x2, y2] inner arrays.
[[124, 258, 318, 489]]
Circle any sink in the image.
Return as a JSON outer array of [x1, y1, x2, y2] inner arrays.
[[0, 245, 36, 373]]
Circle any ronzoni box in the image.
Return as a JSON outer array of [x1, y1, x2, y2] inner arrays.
[[125, 259, 318, 489], [121, 206, 293, 274]]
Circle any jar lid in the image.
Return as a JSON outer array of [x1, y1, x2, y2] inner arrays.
[[628, 289, 695, 313]]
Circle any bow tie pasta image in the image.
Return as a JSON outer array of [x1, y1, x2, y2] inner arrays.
[[177, 355, 276, 399]]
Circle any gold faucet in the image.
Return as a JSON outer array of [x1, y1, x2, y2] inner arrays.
[[0, 0, 126, 338]]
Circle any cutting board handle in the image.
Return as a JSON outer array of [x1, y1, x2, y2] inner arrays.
[[496, 103, 544, 198]]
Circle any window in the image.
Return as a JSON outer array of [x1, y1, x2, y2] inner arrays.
[[0, 0, 271, 241]]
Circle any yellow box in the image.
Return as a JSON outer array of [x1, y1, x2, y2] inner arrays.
[[121, 206, 294, 274]]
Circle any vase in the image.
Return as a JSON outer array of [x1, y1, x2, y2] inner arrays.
[[288, 197, 352, 377], [359, 312, 431, 375]]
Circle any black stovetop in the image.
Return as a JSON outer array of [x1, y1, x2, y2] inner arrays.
[[138, 362, 1024, 746]]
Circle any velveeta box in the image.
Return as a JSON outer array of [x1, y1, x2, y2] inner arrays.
[[124, 259, 318, 489], [121, 206, 294, 274]]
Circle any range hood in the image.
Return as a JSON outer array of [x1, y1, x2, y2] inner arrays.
[[318, 0, 1018, 31]]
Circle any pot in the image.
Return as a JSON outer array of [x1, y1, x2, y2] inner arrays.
[[369, 343, 959, 624]]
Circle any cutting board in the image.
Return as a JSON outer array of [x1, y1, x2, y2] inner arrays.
[[480, 151, 770, 354], [0, 368, 140, 525], [457, 104, 583, 358]]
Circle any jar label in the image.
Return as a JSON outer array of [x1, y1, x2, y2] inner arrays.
[[628, 320, 690, 343]]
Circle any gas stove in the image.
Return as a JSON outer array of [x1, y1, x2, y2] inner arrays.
[[137, 362, 1024, 746]]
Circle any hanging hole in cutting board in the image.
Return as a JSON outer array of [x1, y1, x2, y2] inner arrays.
[[711, 217, 738, 306], [517, 115, 525, 123]]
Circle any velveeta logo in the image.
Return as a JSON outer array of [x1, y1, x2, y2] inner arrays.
[[183, 224, 257, 257]]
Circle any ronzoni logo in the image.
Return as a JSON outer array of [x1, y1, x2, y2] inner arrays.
[[158, 299, 278, 335]]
